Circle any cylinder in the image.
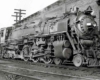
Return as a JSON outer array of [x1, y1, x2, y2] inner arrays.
[[63, 40, 70, 48], [80, 40, 93, 45], [53, 40, 72, 59], [62, 48, 72, 59]]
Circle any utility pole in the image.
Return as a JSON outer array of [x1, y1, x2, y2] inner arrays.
[[12, 12, 19, 23], [12, 9, 26, 23]]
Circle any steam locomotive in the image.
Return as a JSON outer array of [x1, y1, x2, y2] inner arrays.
[[0, 6, 100, 67]]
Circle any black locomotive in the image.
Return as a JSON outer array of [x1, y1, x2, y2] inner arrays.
[[0, 6, 100, 67]]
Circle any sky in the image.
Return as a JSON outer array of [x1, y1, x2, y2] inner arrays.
[[0, 0, 57, 28]]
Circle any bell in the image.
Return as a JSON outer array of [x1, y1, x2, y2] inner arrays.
[[85, 6, 93, 14]]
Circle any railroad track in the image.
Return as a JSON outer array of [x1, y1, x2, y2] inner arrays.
[[0, 63, 97, 80], [0, 58, 86, 69], [0, 58, 76, 70], [0, 58, 100, 80], [0, 58, 99, 72]]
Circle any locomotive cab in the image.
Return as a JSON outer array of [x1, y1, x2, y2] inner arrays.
[[0, 27, 13, 58]]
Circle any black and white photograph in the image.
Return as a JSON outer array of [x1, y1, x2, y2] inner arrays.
[[0, 0, 100, 80]]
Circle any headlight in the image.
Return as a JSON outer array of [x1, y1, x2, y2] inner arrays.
[[86, 23, 92, 26]]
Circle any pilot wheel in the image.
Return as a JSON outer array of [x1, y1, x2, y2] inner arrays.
[[73, 54, 84, 67]]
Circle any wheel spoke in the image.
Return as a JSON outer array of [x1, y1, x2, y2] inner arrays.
[[54, 58, 62, 65], [43, 57, 52, 64], [23, 57, 29, 62], [31, 57, 39, 63]]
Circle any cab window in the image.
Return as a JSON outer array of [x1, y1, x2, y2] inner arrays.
[[1, 30, 4, 37]]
